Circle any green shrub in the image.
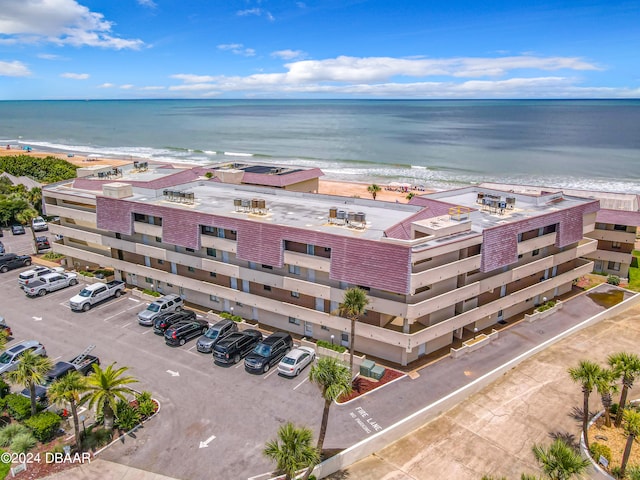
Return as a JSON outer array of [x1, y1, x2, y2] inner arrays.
[[48, 442, 65, 455], [41, 252, 65, 261], [589, 442, 612, 464], [219, 312, 243, 322], [610, 403, 619, 415], [607, 275, 620, 286], [0, 424, 30, 447], [10, 432, 37, 453], [78, 270, 95, 277], [5, 394, 33, 420], [535, 300, 557, 313], [82, 426, 112, 451], [24, 411, 62, 442], [0, 379, 9, 398], [142, 289, 161, 297], [135, 391, 152, 403], [204, 172, 214, 179], [135, 391, 156, 418], [92, 269, 114, 277], [114, 400, 141, 431], [610, 465, 623, 478], [317, 339, 347, 353]]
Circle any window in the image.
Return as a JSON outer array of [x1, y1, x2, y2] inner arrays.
[[134, 213, 147, 222], [613, 224, 627, 232], [264, 285, 272, 291], [518, 254, 523, 259], [288, 317, 300, 326], [262, 264, 273, 270], [145, 277, 153, 284], [291, 291, 300, 298], [341, 332, 349, 343], [321, 325, 329, 331], [187, 266, 195, 272], [307, 244, 314, 255], [206, 248, 217, 257], [157, 259, 164, 265], [612, 241, 621, 249], [209, 272, 217, 278], [532, 249, 540, 256], [155, 236, 162, 243], [324, 247, 331, 252], [595, 223, 607, 230], [543, 224, 557, 234], [167, 283, 173, 287], [209, 295, 219, 302], [235, 302, 243, 307], [201, 226, 216, 236], [288, 265, 301, 275], [608, 261, 621, 271], [186, 248, 195, 253]]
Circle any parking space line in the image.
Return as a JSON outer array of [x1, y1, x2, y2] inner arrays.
[[235, 362, 244, 369], [128, 298, 141, 303], [120, 322, 132, 329], [94, 296, 129, 311], [103, 304, 141, 322], [51, 356, 61, 361], [59, 300, 70, 307], [264, 369, 278, 380], [141, 329, 154, 335], [293, 377, 309, 390]]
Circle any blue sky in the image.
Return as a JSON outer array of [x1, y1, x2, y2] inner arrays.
[[0, 0, 638, 99]]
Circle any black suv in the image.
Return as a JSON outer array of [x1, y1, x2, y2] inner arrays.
[[164, 318, 210, 346], [0, 254, 32, 273], [196, 319, 238, 353], [213, 330, 263, 365], [35, 236, 51, 251], [153, 310, 196, 335], [244, 332, 293, 374]]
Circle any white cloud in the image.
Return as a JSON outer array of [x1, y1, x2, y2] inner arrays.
[[97, 83, 114, 88], [237, 8, 274, 21], [0, 0, 144, 49], [120, 84, 134, 89], [166, 54, 623, 98], [37, 53, 64, 60], [137, 0, 157, 8], [217, 43, 256, 56], [271, 49, 306, 60], [139, 86, 164, 90], [0, 60, 31, 77], [60, 72, 89, 79]]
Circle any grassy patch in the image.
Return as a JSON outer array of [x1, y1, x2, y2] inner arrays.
[[628, 250, 640, 292]]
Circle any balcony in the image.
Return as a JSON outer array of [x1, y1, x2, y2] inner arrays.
[[516, 232, 556, 256], [133, 222, 162, 237], [283, 251, 330, 273], [588, 229, 636, 244], [45, 205, 96, 224], [410, 255, 481, 292]]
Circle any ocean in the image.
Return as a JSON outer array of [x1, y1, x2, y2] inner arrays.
[[1, 99, 639, 193]]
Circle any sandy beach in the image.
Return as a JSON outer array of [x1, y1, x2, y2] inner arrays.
[[2, 147, 433, 202]]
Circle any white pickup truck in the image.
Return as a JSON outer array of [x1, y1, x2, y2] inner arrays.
[[69, 280, 125, 311], [24, 272, 79, 297]]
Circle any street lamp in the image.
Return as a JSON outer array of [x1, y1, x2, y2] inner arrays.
[[542, 296, 547, 304], [473, 327, 478, 339], [330, 334, 335, 346], [230, 306, 234, 316]]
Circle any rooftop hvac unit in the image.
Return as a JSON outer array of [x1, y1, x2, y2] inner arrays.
[[336, 210, 346, 220], [506, 197, 516, 209], [257, 198, 266, 210], [233, 198, 242, 211], [477, 192, 485, 203], [241, 199, 250, 210], [329, 207, 338, 218], [251, 198, 259, 210], [354, 212, 366, 223], [347, 212, 357, 223]]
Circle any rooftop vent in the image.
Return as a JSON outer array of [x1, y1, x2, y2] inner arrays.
[[163, 189, 195, 205]]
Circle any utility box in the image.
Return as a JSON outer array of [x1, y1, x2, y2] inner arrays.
[[360, 359, 375, 377], [371, 365, 386, 381]]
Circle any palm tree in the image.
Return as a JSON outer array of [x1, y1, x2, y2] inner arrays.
[[263, 422, 319, 480], [620, 409, 640, 477], [7, 351, 53, 416], [406, 192, 415, 201], [607, 352, 640, 427], [26, 187, 42, 212], [594, 367, 618, 428], [302, 357, 352, 480], [568, 360, 601, 450], [82, 363, 137, 431], [531, 438, 590, 480], [15, 207, 39, 253], [48, 371, 88, 450], [367, 184, 381, 200], [337, 287, 369, 376]]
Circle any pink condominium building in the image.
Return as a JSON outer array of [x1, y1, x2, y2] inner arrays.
[[43, 162, 600, 366]]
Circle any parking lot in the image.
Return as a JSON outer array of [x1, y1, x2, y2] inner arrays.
[[0, 225, 55, 257], [0, 263, 333, 480]]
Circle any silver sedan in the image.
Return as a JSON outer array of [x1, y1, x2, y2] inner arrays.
[[277, 346, 316, 377]]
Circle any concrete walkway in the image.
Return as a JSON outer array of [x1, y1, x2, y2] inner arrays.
[[330, 299, 640, 479], [44, 458, 182, 480]]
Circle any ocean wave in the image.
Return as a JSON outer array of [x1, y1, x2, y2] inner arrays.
[[224, 151, 254, 157]]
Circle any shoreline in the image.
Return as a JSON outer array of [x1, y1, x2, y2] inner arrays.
[[1, 147, 434, 203]]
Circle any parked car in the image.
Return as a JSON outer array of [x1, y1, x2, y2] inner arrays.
[[213, 330, 263, 365], [137, 294, 183, 325], [245, 332, 293, 374], [23, 271, 79, 297], [151, 309, 196, 333], [164, 318, 210, 346], [0, 340, 47, 375], [31, 217, 48, 232], [277, 346, 316, 377], [18, 265, 64, 287], [11, 224, 25, 235], [0, 253, 32, 273], [20, 350, 99, 404], [35, 236, 51, 251], [196, 319, 238, 353], [69, 280, 125, 311], [0, 241, 4, 254]]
